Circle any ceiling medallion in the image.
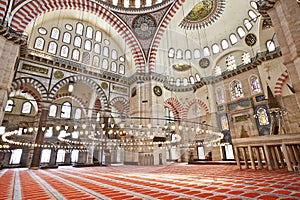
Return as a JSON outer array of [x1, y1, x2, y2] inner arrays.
[[199, 58, 210, 68], [133, 15, 157, 39], [245, 33, 257, 47], [179, 0, 226, 30]]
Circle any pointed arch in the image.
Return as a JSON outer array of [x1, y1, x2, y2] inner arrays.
[[274, 69, 289, 97], [10, 77, 48, 113], [48, 75, 109, 110], [110, 96, 130, 114], [53, 93, 88, 116], [9, 0, 144, 72], [182, 99, 210, 119], [164, 98, 183, 119]]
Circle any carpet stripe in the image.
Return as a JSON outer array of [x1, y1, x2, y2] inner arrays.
[[28, 170, 65, 200], [0, 169, 8, 177], [39, 170, 113, 200], [13, 170, 22, 200], [52, 170, 158, 200], [57, 169, 205, 199]]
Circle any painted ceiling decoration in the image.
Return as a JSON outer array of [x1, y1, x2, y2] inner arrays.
[[172, 63, 192, 72], [179, 0, 226, 30]]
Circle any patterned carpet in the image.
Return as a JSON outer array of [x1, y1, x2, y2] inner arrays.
[[0, 163, 300, 200]]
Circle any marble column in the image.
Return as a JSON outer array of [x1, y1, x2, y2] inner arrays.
[[30, 102, 50, 169]]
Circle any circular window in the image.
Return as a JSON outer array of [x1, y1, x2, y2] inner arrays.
[[38, 27, 47, 35]]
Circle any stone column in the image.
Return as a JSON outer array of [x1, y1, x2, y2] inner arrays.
[[0, 37, 20, 124], [30, 102, 50, 169]]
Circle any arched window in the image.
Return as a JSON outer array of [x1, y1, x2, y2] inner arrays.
[[45, 127, 53, 137], [76, 23, 84, 35], [214, 66, 222, 76], [61, 102, 71, 118], [242, 52, 251, 64], [229, 33, 238, 44], [5, 99, 14, 112], [21, 102, 32, 114], [221, 39, 229, 50], [189, 76, 195, 84], [41, 149, 51, 163], [49, 105, 57, 117], [62, 32, 71, 44], [60, 45, 69, 58], [92, 56, 100, 67], [111, 61, 117, 72], [212, 44, 220, 54], [203, 47, 210, 57], [72, 49, 80, 61], [56, 149, 66, 163], [244, 19, 253, 31], [119, 64, 125, 74], [257, 108, 269, 125], [84, 40, 92, 51], [82, 52, 90, 64], [248, 10, 258, 21], [182, 78, 188, 86], [176, 78, 181, 86], [195, 74, 201, 82], [111, 49, 118, 60], [50, 28, 60, 40], [266, 40, 276, 52], [250, 1, 258, 9], [34, 37, 45, 50], [47, 42, 57, 54], [102, 58, 109, 69], [74, 108, 81, 119], [71, 149, 79, 163], [95, 31, 102, 42], [194, 49, 201, 59], [185, 50, 192, 59], [249, 75, 261, 94], [216, 87, 225, 103], [226, 55, 237, 71], [230, 80, 244, 99], [74, 36, 82, 47], [86, 26, 93, 38], [168, 48, 175, 58], [176, 49, 183, 59], [103, 46, 109, 57], [237, 26, 246, 38], [94, 43, 101, 54]]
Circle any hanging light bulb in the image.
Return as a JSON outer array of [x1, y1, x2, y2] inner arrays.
[[56, 126, 61, 131], [147, 123, 152, 129], [82, 124, 87, 130]]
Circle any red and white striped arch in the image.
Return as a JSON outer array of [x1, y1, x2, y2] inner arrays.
[[274, 69, 289, 97], [182, 99, 210, 119], [0, 0, 8, 21], [164, 97, 184, 119], [8, 0, 145, 72], [149, 0, 185, 71]]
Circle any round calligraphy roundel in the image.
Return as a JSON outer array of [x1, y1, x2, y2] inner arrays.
[[133, 15, 156, 39]]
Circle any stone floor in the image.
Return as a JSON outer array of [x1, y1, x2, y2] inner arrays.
[[0, 163, 300, 199]]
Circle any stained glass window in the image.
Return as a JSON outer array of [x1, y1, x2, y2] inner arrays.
[[74, 36, 82, 47], [249, 75, 261, 94], [92, 56, 100, 67], [76, 23, 84, 35], [86, 26, 93, 39], [230, 33, 238, 44], [221, 39, 229, 50], [95, 31, 102, 42], [230, 80, 244, 99]]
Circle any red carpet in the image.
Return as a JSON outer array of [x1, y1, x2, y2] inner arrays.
[[0, 163, 300, 199]]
